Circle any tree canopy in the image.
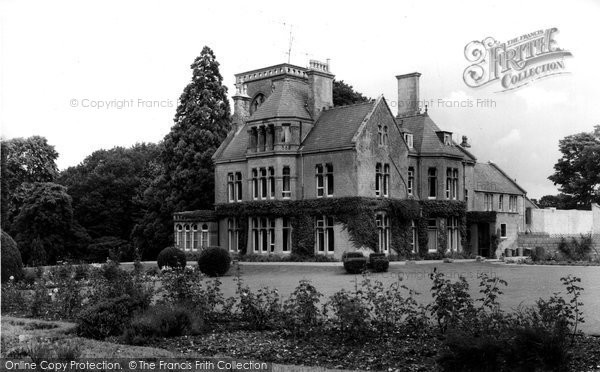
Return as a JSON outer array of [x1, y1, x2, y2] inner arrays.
[[133, 46, 231, 259], [58, 143, 160, 242], [333, 80, 370, 107], [548, 125, 600, 208]]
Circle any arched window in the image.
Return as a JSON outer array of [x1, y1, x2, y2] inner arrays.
[[184, 224, 191, 251], [250, 93, 265, 115], [383, 126, 389, 145], [192, 224, 199, 250], [176, 224, 183, 248]]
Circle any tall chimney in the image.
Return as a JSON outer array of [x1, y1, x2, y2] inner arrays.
[[232, 82, 250, 128], [306, 60, 334, 121], [396, 72, 421, 118]]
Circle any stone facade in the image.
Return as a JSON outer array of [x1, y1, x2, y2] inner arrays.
[[174, 60, 533, 259]]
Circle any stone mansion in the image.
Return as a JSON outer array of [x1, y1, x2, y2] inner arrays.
[[173, 60, 537, 259]]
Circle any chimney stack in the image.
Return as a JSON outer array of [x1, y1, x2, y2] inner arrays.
[[232, 82, 251, 128], [306, 59, 334, 121], [396, 72, 421, 118]]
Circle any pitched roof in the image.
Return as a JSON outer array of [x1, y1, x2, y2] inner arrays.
[[248, 79, 312, 121], [301, 101, 376, 152], [213, 124, 248, 162], [400, 114, 475, 160], [474, 162, 527, 195]]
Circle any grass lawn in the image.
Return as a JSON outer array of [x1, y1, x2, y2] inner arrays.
[[210, 261, 600, 335]]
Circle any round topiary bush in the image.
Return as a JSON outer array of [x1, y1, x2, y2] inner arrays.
[[1, 230, 23, 282], [197, 247, 231, 277], [157, 247, 187, 270]]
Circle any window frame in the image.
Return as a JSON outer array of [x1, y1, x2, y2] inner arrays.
[[428, 167, 437, 199]]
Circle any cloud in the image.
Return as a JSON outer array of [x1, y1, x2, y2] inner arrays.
[[496, 128, 521, 147]]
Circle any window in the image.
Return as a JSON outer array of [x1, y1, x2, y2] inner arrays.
[[252, 218, 259, 252], [260, 218, 268, 252], [282, 166, 291, 198], [446, 168, 458, 199], [383, 126, 389, 145], [281, 124, 291, 144], [509, 196, 518, 212], [404, 133, 414, 149], [252, 218, 274, 253], [250, 93, 265, 115], [427, 219, 438, 252], [201, 224, 209, 248], [227, 218, 240, 252], [465, 189, 469, 207], [375, 163, 382, 197], [227, 173, 235, 202], [192, 224, 199, 249], [282, 217, 292, 252], [268, 167, 275, 198], [428, 168, 437, 198], [176, 224, 183, 249], [316, 164, 324, 197], [446, 217, 459, 253], [316, 216, 335, 253], [326, 164, 334, 196], [260, 168, 267, 199], [235, 172, 242, 202], [316, 163, 334, 197], [383, 164, 390, 197], [452, 169, 458, 199], [410, 220, 418, 253], [252, 169, 258, 200], [500, 223, 507, 238], [498, 195, 504, 211], [408, 167, 414, 196], [183, 224, 191, 250], [269, 219, 275, 252], [484, 193, 493, 211], [228, 172, 242, 202], [378, 125, 383, 146], [376, 213, 390, 254], [444, 133, 452, 146]]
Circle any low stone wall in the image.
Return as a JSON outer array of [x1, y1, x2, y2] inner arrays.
[[517, 233, 600, 255]]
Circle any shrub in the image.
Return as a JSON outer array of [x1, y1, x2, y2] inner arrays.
[[342, 252, 367, 274], [157, 247, 187, 270], [369, 253, 389, 272], [325, 289, 371, 340], [531, 246, 546, 262], [1, 230, 23, 283], [558, 235, 592, 261], [198, 248, 231, 277], [124, 303, 204, 345], [282, 280, 323, 337], [428, 268, 475, 333], [77, 294, 149, 339]]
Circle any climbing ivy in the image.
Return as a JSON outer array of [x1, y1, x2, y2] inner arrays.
[[215, 198, 466, 258]]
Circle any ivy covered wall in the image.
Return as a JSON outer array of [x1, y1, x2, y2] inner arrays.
[[215, 197, 466, 257]]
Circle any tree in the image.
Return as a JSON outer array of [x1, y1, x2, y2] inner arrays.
[[12, 182, 77, 265], [58, 143, 160, 242], [536, 194, 578, 209], [133, 46, 231, 259], [548, 125, 600, 208], [333, 80, 370, 107], [1, 136, 59, 230]]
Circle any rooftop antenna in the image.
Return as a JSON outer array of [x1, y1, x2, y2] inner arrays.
[[286, 24, 294, 64]]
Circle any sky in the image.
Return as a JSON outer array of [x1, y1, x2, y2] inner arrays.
[[1, 0, 599, 199]]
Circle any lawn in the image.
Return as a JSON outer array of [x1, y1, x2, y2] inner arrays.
[[215, 261, 600, 335]]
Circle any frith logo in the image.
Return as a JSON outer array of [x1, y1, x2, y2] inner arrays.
[[463, 28, 572, 92]]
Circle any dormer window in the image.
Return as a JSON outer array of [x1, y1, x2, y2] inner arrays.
[[250, 93, 265, 115], [444, 133, 452, 146], [404, 134, 414, 149]]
